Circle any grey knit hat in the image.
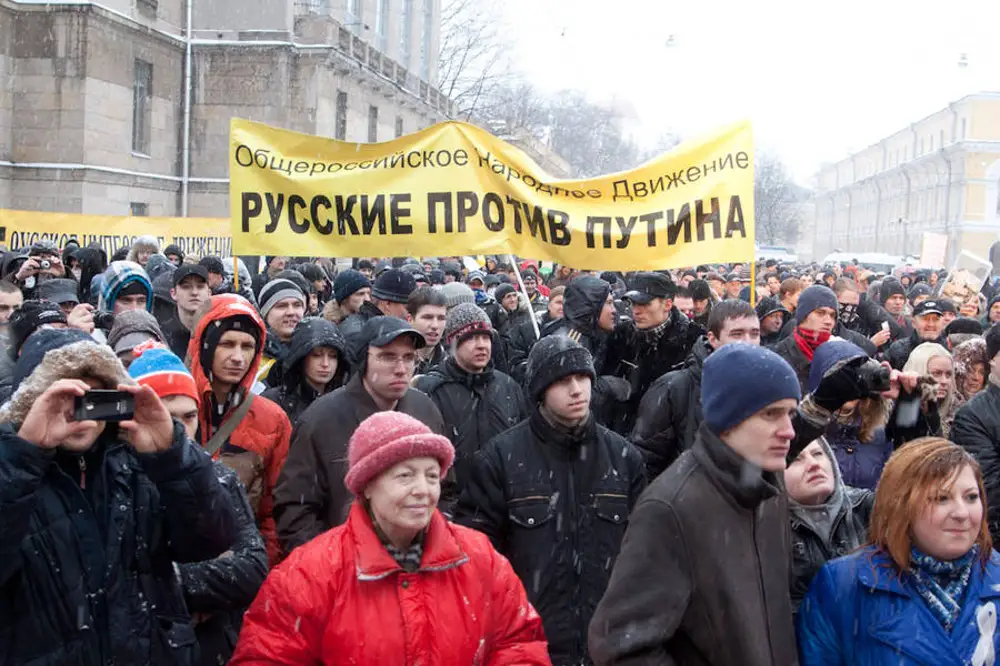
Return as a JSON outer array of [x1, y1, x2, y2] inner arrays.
[[259, 278, 305, 319], [444, 303, 492, 346], [438, 282, 475, 309], [106, 309, 165, 356]]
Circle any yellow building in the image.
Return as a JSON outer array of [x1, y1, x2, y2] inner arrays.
[[810, 92, 1000, 265]]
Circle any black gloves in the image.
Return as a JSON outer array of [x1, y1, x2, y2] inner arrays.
[[811, 356, 871, 413]]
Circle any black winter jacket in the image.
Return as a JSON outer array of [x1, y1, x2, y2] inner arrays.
[[887, 329, 948, 369], [0, 424, 237, 666], [413, 358, 528, 490], [455, 409, 647, 666], [611, 309, 702, 435], [261, 318, 349, 425], [180, 462, 267, 666], [953, 383, 1000, 538], [338, 301, 384, 363], [631, 336, 712, 479]]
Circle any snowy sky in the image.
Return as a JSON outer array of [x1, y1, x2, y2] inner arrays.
[[500, 0, 1000, 184]]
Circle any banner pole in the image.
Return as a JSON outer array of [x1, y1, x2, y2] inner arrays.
[[508, 254, 541, 341], [749, 260, 756, 308], [233, 256, 240, 291]]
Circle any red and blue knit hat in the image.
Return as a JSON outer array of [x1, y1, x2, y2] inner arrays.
[[127, 341, 199, 403]]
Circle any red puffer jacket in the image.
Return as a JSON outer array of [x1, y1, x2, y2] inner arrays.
[[189, 294, 292, 566], [231, 502, 552, 666]]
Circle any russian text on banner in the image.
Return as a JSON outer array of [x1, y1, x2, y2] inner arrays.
[[230, 118, 755, 271], [0, 210, 232, 258]]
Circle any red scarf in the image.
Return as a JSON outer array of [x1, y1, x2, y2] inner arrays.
[[794, 327, 831, 362]]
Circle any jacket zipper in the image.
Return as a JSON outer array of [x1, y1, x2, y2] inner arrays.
[[79, 457, 87, 490], [568, 455, 580, 658]]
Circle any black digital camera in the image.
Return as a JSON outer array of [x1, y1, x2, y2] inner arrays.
[[857, 359, 892, 394]]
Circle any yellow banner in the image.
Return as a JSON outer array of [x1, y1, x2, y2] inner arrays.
[[229, 119, 755, 271], [0, 210, 231, 258]]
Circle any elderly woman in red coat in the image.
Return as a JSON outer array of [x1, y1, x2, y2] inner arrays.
[[231, 411, 551, 666]]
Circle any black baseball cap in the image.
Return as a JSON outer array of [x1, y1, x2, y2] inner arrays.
[[624, 272, 676, 304], [913, 300, 944, 317], [362, 316, 426, 350], [173, 264, 209, 288]]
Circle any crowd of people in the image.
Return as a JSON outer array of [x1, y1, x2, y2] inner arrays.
[[3, 235, 1000, 665]]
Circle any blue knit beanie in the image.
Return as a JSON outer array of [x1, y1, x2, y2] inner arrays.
[[795, 285, 839, 324], [334, 269, 371, 304], [701, 344, 801, 434]]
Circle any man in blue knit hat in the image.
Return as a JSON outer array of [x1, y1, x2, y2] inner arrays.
[[591, 344, 802, 666]]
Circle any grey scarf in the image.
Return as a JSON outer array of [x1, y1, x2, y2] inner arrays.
[[788, 437, 847, 547]]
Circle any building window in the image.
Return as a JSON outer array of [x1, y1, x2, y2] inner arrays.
[[368, 105, 379, 142], [132, 59, 153, 155], [335, 90, 348, 140], [395, 115, 404, 138], [130, 202, 149, 216], [961, 118, 967, 139], [375, 0, 389, 52], [347, 0, 363, 33], [419, 0, 432, 80], [400, 0, 413, 65]]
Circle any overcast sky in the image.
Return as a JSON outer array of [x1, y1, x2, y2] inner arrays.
[[500, 0, 1000, 184]]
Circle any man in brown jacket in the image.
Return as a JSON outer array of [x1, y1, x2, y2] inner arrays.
[[273, 316, 445, 554], [589, 343, 802, 666]]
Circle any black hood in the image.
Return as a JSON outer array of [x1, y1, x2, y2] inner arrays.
[[563, 276, 611, 336], [71, 248, 107, 304], [281, 317, 349, 391]]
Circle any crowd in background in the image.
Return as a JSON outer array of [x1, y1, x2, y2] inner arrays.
[[4, 233, 1000, 665]]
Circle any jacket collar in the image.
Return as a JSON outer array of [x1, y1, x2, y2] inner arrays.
[[529, 406, 596, 453], [437, 357, 493, 389], [692, 423, 780, 510], [350, 502, 468, 580], [858, 547, 1000, 665]]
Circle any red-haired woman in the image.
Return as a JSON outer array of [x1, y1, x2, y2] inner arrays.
[[797, 438, 1000, 665]]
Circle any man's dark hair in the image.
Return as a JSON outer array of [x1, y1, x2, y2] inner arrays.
[[765, 259, 778, 268], [833, 278, 860, 296], [707, 299, 756, 337], [764, 271, 779, 282], [406, 286, 447, 317], [357, 259, 374, 271], [198, 256, 225, 276], [675, 286, 693, 299]]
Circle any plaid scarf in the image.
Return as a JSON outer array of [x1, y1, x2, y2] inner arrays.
[[909, 545, 978, 632], [639, 313, 672, 344], [370, 509, 425, 572]]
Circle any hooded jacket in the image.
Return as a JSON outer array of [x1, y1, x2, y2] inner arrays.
[[455, 408, 647, 666], [631, 335, 712, 479], [588, 423, 798, 666], [0, 333, 238, 666], [98, 260, 153, 313], [788, 437, 873, 611], [808, 340, 892, 491], [274, 374, 446, 554], [413, 357, 528, 491], [188, 294, 293, 566], [230, 503, 551, 666], [261, 318, 349, 425], [125, 234, 161, 265]]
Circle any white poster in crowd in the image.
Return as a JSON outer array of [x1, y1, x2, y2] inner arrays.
[[938, 250, 992, 306], [919, 232, 948, 270]]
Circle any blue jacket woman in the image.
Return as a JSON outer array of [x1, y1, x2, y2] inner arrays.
[[797, 437, 1000, 666]]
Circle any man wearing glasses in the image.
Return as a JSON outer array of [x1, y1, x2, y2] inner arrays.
[[274, 316, 446, 554]]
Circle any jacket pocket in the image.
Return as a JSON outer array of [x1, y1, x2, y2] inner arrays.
[[151, 617, 197, 665], [592, 494, 629, 526], [507, 496, 554, 528]]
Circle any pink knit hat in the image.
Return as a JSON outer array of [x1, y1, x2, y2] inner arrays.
[[344, 412, 455, 496]]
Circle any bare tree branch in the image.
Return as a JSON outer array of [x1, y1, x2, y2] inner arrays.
[[755, 153, 807, 245]]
